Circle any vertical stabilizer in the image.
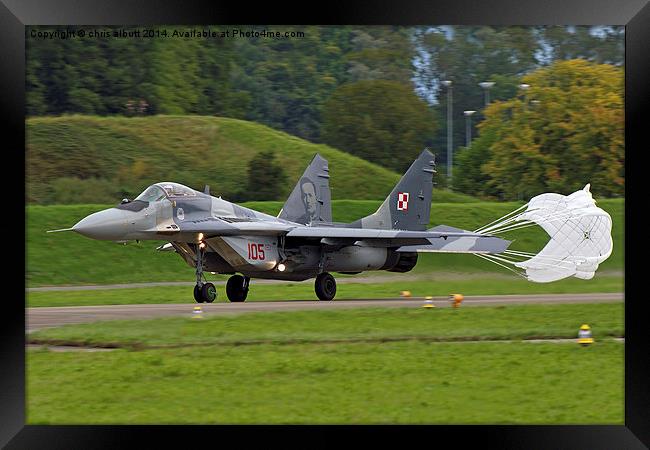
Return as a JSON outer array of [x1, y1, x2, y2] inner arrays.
[[350, 149, 435, 231], [278, 154, 332, 224]]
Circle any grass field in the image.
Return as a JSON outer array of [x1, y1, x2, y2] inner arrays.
[[27, 303, 624, 424], [27, 274, 623, 308], [26, 198, 623, 288], [28, 302, 624, 347]]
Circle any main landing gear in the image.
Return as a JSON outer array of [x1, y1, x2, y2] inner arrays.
[[315, 272, 336, 301], [226, 274, 250, 302], [193, 243, 216, 303]]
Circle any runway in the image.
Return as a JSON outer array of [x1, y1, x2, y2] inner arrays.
[[26, 292, 623, 332]]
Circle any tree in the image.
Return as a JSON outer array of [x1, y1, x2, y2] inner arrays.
[[455, 59, 623, 200], [414, 26, 541, 165], [322, 80, 437, 172], [245, 150, 287, 201]]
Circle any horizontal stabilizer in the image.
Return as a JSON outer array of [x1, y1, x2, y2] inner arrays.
[[396, 235, 511, 254], [396, 224, 510, 253]]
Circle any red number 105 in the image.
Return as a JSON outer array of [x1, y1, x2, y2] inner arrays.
[[247, 243, 265, 260]]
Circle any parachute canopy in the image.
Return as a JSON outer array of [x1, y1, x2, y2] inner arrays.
[[473, 184, 613, 283]]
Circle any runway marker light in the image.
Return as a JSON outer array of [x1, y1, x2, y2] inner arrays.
[[192, 306, 204, 320], [577, 324, 594, 346], [422, 300, 435, 309], [400, 290, 412, 298], [425, 296, 433, 300], [450, 293, 464, 308]]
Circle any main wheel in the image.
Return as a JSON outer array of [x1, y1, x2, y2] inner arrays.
[[193, 285, 204, 303], [315, 272, 336, 301], [201, 282, 217, 303], [226, 275, 249, 302]]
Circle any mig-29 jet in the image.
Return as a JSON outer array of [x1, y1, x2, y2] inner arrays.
[[50, 149, 613, 302]]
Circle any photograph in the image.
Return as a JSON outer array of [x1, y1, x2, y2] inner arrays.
[[24, 24, 626, 425], [1, 0, 645, 445]]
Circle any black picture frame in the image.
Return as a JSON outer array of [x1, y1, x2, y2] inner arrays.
[[4, 0, 646, 447]]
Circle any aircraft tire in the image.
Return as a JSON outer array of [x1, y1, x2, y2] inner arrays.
[[194, 285, 205, 303], [315, 272, 336, 301], [201, 282, 217, 303], [226, 275, 248, 302]]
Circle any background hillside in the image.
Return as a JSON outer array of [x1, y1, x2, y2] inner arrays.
[[27, 115, 394, 204]]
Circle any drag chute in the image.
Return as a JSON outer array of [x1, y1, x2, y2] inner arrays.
[[472, 184, 613, 283]]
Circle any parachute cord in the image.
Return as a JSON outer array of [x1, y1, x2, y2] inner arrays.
[[504, 249, 571, 261], [484, 221, 538, 235], [473, 253, 529, 279], [479, 252, 525, 265], [481, 210, 578, 236], [477, 214, 526, 234], [504, 252, 576, 266], [503, 250, 538, 258], [474, 203, 529, 233]]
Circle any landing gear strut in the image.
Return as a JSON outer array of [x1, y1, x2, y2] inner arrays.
[[226, 275, 250, 302], [315, 272, 336, 301], [193, 243, 216, 303]]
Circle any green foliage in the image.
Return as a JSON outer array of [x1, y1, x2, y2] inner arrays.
[[26, 115, 401, 205], [49, 178, 120, 205], [413, 26, 624, 171], [26, 25, 624, 174], [540, 26, 624, 66], [414, 26, 542, 159], [456, 59, 624, 199], [245, 150, 287, 201], [322, 80, 437, 171]]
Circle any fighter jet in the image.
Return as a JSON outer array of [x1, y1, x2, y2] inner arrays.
[[50, 149, 511, 302]]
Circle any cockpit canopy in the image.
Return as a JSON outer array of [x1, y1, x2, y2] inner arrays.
[[156, 182, 197, 198], [134, 182, 197, 203]]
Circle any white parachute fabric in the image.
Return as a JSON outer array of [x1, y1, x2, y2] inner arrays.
[[512, 184, 613, 282]]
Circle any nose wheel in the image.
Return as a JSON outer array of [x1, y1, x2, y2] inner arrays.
[[193, 243, 217, 303], [194, 282, 216, 303], [315, 272, 336, 301]]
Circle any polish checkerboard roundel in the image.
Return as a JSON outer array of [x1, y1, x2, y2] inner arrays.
[[397, 192, 409, 211]]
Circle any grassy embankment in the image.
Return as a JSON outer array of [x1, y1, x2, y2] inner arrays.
[[27, 303, 623, 424], [27, 114, 414, 203]]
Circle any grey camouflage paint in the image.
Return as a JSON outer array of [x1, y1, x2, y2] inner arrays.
[[68, 153, 511, 281], [349, 149, 435, 231]]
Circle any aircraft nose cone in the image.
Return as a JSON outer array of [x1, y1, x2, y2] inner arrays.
[[73, 208, 127, 240]]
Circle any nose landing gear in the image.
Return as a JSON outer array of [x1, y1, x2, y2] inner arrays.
[[193, 243, 216, 303]]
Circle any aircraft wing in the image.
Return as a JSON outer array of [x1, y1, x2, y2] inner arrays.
[[285, 225, 510, 254], [179, 218, 295, 237]]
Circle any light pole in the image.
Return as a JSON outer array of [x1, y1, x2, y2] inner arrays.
[[464, 110, 476, 147], [479, 81, 495, 107], [519, 83, 530, 110], [442, 80, 453, 186]]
